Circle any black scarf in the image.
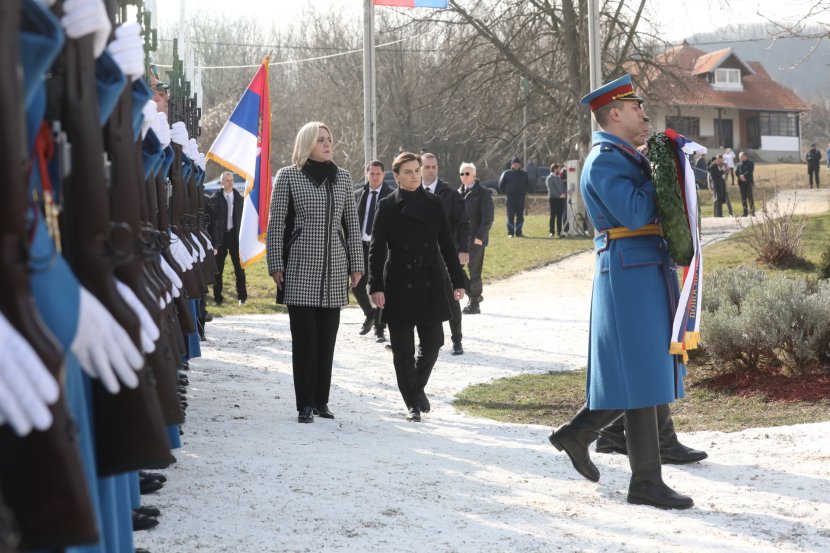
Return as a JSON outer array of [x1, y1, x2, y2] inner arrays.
[[302, 158, 338, 187]]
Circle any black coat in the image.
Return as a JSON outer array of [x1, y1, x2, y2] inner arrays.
[[368, 187, 466, 325], [459, 181, 494, 247], [208, 188, 244, 245], [433, 179, 471, 253]]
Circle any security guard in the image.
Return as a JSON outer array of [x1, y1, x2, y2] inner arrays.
[[547, 75, 694, 509]]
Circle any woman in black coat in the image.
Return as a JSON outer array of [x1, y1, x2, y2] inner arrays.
[[369, 152, 466, 422]]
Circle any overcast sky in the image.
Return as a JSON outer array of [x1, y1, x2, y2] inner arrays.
[[154, 0, 823, 43]]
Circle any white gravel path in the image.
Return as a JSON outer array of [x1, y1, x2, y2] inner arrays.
[[135, 189, 830, 553]]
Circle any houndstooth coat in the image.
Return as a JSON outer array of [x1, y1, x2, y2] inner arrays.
[[266, 165, 364, 308]]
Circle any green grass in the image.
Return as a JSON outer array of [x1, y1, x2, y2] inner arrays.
[[703, 212, 830, 278], [207, 212, 593, 316], [454, 370, 830, 432]]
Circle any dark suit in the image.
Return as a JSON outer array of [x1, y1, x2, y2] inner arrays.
[[459, 180, 494, 303], [368, 187, 465, 409], [430, 179, 470, 346], [353, 182, 394, 329], [209, 188, 246, 303], [734, 159, 755, 216]]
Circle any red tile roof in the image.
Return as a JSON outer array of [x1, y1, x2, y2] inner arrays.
[[642, 43, 810, 112]]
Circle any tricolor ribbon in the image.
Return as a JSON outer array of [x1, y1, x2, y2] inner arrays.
[[664, 128, 705, 361]]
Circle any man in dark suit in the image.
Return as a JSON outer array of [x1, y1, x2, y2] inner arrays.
[[210, 171, 247, 305], [353, 160, 394, 342], [421, 153, 470, 355], [734, 151, 755, 217], [458, 162, 494, 315]]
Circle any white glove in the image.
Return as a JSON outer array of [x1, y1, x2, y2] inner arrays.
[[155, 112, 171, 148], [200, 230, 214, 251], [169, 235, 195, 271], [140, 100, 158, 140], [106, 22, 144, 82], [70, 287, 143, 395], [198, 152, 207, 171], [159, 256, 183, 297], [186, 138, 198, 162], [190, 232, 206, 261], [60, 0, 112, 59], [0, 313, 60, 436], [170, 121, 189, 147], [115, 280, 160, 355]]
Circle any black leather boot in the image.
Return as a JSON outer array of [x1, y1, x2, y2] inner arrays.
[[548, 404, 623, 482], [595, 404, 708, 464], [625, 407, 694, 509], [656, 404, 708, 464]]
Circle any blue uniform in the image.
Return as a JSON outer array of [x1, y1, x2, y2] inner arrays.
[[581, 131, 685, 410]]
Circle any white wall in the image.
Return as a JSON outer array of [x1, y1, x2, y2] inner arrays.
[[761, 136, 799, 151]]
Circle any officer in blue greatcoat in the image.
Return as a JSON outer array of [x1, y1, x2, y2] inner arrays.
[[547, 75, 694, 510]]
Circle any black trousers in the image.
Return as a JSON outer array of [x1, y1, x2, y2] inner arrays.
[[287, 306, 341, 411], [548, 197, 566, 236], [738, 181, 755, 215], [505, 195, 525, 236], [213, 230, 247, 302], [388, 322, 443, 407], [466, 243, 485, 302], [352, 241, 385, 330], [446, 282, 462, 344], [808, 166, 821, 187]]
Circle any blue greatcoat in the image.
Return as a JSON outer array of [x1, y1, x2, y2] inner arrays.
[[581, 131, 686, 410]]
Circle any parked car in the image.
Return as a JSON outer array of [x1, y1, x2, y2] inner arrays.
[[203, 172, 247, 195]]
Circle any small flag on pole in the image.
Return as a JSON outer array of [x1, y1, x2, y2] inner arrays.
[[207, 58, 272, 268], [374, 0, 448, 7]]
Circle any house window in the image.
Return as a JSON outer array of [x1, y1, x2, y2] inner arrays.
[[665, 116, 700, 137], [714, 68, 741, 87], [759, 112, 798, 137]]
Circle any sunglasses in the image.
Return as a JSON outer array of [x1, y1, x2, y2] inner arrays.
[[459, 172, 473, 176]]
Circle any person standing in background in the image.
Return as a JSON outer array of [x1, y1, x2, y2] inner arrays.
[[459, 163, 493, 315], [734, 151, 756, 217], [806, 143, 822, 189], [722, 148, 736, 186], [209, 171, 247, 306], [498, 157, 529, 237], [546, 163, 567, 238], [353, 160, 394, 343]]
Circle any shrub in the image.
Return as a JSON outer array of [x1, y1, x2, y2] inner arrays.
[[700, 269, 830, 377], [734, 190, 807, 268], [819, 243, 830, 280]]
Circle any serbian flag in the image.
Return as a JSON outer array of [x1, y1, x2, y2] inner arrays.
[[207, 57, 271, 268], [374, 0, 448, 7], [664, 128, 705, 360]]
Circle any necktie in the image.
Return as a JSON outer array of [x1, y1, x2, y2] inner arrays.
[[366, 190, 378, 235]]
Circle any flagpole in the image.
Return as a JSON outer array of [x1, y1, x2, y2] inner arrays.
[[363, 0, 377, 168], [587, 0, 601, 133]]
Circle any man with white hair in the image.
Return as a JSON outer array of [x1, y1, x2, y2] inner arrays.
[[458, 162, 494, 315]]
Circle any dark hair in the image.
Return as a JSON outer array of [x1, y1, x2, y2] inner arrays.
[[365, 160, 384, 172], [392, 152, 421, 174], [550, 163, 560, 172]]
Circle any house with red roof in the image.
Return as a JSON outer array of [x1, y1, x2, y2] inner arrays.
[[642, 42, 811, 161]]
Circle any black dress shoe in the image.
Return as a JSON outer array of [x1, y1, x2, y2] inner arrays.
[[134, 505, 161, 517], [375, 328, 387, 343], [451, 342, 463, 355], [418, 393, 431, 413], [384, 344, 393, 352], [462, 302, 480, 315], [312, 405, 335, 419], [135, 549, 151, 553], [406, 407, 421, 422], [139, 477, 163, 495], [132, 512, 159, 531], [139, 471, 167, 484], [238, 299, 246, 305], [359, 315, 374, 335], [214, 297, 223, 306], [297, 406, 314, 423]]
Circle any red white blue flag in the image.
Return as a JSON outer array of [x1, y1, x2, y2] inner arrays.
[[207, 58, 272, 268], [374, 0, 448, 7], [664, 128, 705, 359]]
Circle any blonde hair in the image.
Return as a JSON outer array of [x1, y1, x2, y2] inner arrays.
[[292, 121, 333, 168]]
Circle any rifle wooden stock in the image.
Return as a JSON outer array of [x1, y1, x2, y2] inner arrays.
[[0, 486, 17, 553], [0, 3, 98, 546], [58, 34, 173, 476]]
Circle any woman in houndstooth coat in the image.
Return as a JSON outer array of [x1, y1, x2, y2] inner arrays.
[[266, 122, 364, 423]]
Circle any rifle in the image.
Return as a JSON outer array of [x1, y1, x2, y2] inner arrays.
[[169, 143, 207, 297], [103, 72, 182, 425], [56, 1, 173, 476], [0, 0, 98, 548]]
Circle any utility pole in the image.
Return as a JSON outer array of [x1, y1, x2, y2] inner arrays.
[[363, 0, 377, 169], [520, 76, 528, 163]]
